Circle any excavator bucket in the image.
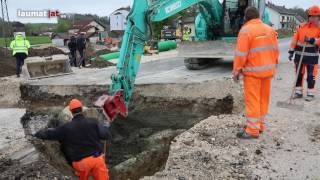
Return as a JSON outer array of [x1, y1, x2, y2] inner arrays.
[[94, 90, 128, 122], [21, 54, 72, 79]]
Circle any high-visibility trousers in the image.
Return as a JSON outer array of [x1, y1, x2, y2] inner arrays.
[[295, 63, 318, 96], [72, 155, 109, 180], [243, 76, 272, 136]]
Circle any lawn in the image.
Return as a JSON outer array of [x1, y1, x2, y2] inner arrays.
[[0, 36, 51, 46]]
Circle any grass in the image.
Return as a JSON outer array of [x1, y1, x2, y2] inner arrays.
[[0, 36, 51, 46]]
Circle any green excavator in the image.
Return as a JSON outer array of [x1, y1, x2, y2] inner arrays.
[[95, 0, 269, 121]]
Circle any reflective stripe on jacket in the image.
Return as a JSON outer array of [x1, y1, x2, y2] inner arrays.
[[10, 35, 31, 56], [234, 19, 279, 78], [290, 22, 320, 65]]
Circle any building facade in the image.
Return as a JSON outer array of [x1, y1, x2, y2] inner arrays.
[[110, 7, 130, 31], [266, 2, 298, 31]]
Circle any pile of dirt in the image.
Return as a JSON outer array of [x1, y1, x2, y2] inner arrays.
[[0, 48, 16, 77], [86, 45, 118, 68], [29, 46, 68, 57], [0, 46, 69, 77], [89, 56, 115, 68], [0, 157, 70, 179], [143, 115, 257, 180]]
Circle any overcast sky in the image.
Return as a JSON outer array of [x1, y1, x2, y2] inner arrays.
[[5, 0, 320, 23]]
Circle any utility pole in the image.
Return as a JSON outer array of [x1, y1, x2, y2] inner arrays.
[[0, 0, 10, 55]]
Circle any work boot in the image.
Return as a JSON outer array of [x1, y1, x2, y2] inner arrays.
[[305, 95, 315, 102], [17, 74, 20, 78], [293, 93, 303, 99], [236, 128, 259, 139], [258, 121, 266, 133]]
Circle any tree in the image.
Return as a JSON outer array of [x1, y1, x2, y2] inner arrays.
[[54, 18, 72, 33], [290, 6, 308, 20]]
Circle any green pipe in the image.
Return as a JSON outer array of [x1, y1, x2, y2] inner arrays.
[[158, 40, 177, 52], [99, 52, 120, 61]]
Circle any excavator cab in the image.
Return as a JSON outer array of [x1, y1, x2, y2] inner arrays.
[[182, 0, 268, 70], [222, 0, 266, 36]]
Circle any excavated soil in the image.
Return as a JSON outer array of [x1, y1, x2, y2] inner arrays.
[[0, 157, 68, 180], [13, 79, 242, 180], [142, 63, 320, 180], [0, 46, 68, 77], [0, 49, 16, 77]]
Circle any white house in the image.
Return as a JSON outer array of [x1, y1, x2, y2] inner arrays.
[[69, 19, 106, 34], [110, 6, 130, 31], [266, 2, 297, 31]]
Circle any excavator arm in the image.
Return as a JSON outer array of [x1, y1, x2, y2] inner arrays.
[[112, 0, 223, 102], [95, 0, 224, 121]]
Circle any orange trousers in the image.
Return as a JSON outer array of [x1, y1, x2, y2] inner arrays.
[[72, 155, 109, 180], [243, 76, 272, 136]]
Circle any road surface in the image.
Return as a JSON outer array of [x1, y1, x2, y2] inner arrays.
[[26, 38, 291, 86]]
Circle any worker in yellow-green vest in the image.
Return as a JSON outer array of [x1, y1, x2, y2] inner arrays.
[[183, 27, 191, 41], [10, 32, 31, 77]]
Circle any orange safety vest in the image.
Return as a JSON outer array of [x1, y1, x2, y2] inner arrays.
[[290, 22, 320, 65], [234, 19, 279, 78]]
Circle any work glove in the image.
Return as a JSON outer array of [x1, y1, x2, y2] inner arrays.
[[305, 37, 316, 45], [288, 50, 294, 61]]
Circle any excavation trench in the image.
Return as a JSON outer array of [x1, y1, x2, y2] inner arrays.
[[20, 81, 243, 179]]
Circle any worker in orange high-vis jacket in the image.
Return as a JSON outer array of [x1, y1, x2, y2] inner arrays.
[[233, 7, 279, 139], [35, 99, 110, 180], [289, 5, 320, 102]]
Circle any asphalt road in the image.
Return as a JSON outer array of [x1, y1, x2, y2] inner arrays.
[[27, 38, 291, 86]]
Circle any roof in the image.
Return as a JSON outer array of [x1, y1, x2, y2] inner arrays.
[[115, 6, 130, 12], [111, 6, 131, 15], [79, 25, 97, 32], [295, 15, 305, 23], [266, 2, 296, 16], [51, 33, 70, 40], [73, 19, 106, 29]]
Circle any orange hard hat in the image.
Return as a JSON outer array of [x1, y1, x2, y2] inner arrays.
[[69, 99, 83, 110], [308, 6, 320, 16]]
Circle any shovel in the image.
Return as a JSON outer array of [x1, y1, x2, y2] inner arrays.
[[277, 44, 306, 110]]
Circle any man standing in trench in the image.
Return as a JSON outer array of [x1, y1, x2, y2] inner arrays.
[[35, 99, 110, 180], [233, 7, 279, 139]]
